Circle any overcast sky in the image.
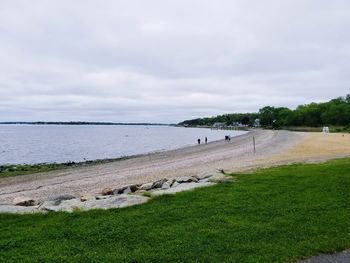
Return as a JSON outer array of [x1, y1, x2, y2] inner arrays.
[[0, 1, 349, 123]]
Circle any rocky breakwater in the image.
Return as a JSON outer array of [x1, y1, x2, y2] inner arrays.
[[0, 172, 218, 214]]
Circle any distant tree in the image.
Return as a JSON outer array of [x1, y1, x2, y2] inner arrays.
[[179, 94, 350, 128], [346, 94, 350, 103], [259, 106, 276, 126], [274, 107, 293, 127]]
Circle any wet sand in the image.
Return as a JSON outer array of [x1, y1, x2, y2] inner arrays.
[[0, 130, 349, 204]]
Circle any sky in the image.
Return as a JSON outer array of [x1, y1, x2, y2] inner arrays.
[[0, 1, 349, 123]]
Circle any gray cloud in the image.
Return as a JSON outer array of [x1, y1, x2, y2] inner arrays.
[[0, 0, 349, 123]]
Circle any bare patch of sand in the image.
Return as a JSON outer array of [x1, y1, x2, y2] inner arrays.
[[283, 132, 350, 159]]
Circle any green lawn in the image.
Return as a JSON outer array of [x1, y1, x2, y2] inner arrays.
[[1, 158, 350, 262], [0, 163, 68, 179]]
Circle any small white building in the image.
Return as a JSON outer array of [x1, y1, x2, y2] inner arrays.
[[212, 122, 226, 128], [322, 126, 330, 133], [254, 119, 261, 127]]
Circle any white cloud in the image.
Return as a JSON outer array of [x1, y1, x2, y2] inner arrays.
[[0, 0, 349, 123]]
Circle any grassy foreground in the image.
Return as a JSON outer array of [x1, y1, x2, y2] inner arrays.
[[1, 159, 350, 262]]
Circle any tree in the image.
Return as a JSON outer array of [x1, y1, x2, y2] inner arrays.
[[259, 106, 276, 126]]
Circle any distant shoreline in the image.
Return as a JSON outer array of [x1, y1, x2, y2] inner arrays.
[[0, 121, 173, 126]]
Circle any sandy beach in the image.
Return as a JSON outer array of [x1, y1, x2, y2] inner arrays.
[[0, 129, 349, 204]]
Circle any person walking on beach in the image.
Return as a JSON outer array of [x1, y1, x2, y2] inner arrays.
[[205, 137, 208, 144], [197, 138, 201, 145]]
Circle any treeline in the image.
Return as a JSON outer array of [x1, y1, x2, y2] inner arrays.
[[179, 95, 350, 128]]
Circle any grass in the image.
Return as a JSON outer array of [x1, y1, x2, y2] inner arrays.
[[0, 163, 68, 178], [0, 156, 137, 179], [1, 158, 350, 262]]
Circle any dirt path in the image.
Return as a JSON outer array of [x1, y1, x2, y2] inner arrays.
[[0, 130, 349, 204]]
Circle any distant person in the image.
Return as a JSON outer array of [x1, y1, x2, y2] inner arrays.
[[197, 138, 201, 145], [205, 137, 208, 144]]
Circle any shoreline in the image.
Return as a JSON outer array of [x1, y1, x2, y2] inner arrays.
[[0, 126, 247, 167], [1, 130, 349, 205], [0, 130, 250, 174]]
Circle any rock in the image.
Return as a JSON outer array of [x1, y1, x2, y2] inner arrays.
[[47, 194, 76, 202], [129, 184, 139, 192], [171, 181, 180, 188], [38, 200, 60, 210], [113, 186, 127, 195], [152, 178, 168, 189], [176, 176, 198, 183], [151, 182, 215, 196], [102, 187, 113, 195], [190, 176, 199, 183], [39, 199, 83, 212], [122, 186, 132, 195], [39, 195, 150, 212], [82, 195, 150, 210], [45, 194, 76, 206], [196, 172, 214, 180], [0, 205, 40, 214], [13, 196, 37, 206], [140, 182, 154, 191], [114, 184, 139, 195], [80, 195, 96, 202], [95, 195, 111, 200], [161, 179, 175, 189], [191, 175, 200, 180]]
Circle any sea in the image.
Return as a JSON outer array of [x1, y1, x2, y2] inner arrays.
[[0, 125, 247, 165]]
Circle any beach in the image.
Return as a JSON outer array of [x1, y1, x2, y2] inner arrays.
[[0, 129, 349, 205]]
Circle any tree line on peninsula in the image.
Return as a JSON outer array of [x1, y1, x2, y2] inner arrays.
[[179, 94, 350, 129]]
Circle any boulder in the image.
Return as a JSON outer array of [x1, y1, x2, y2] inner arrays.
[[13, 196, 37, 206], [129, 184, 139, 192], [82, 195, 150, 210], [114, 184, 139, 195], [196, 172, 214, 180], [176, 176, 198, 183], [190, 176, 199, 183], [38, 200, 60, 210], [80, 195, 96, 202], [171, 181, 180, 188], [39, 199, 83, 212], [102, 187, 113, 195], [95, 195, 111, 200], [47, 194, 76, 202], [191, 175, 200, 180], [152, 178, 168, 189], [152, 182, 215, 196], [122, 186, 132, 195], [0, 205, 39, 214], [162, 179, 175, 189], [113, 186, 127, 195], [39, 195, 150, 212], [140, 182, 154, 191]]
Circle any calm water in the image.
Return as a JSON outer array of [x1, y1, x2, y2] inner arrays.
[[0, 125, 246, 165]]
